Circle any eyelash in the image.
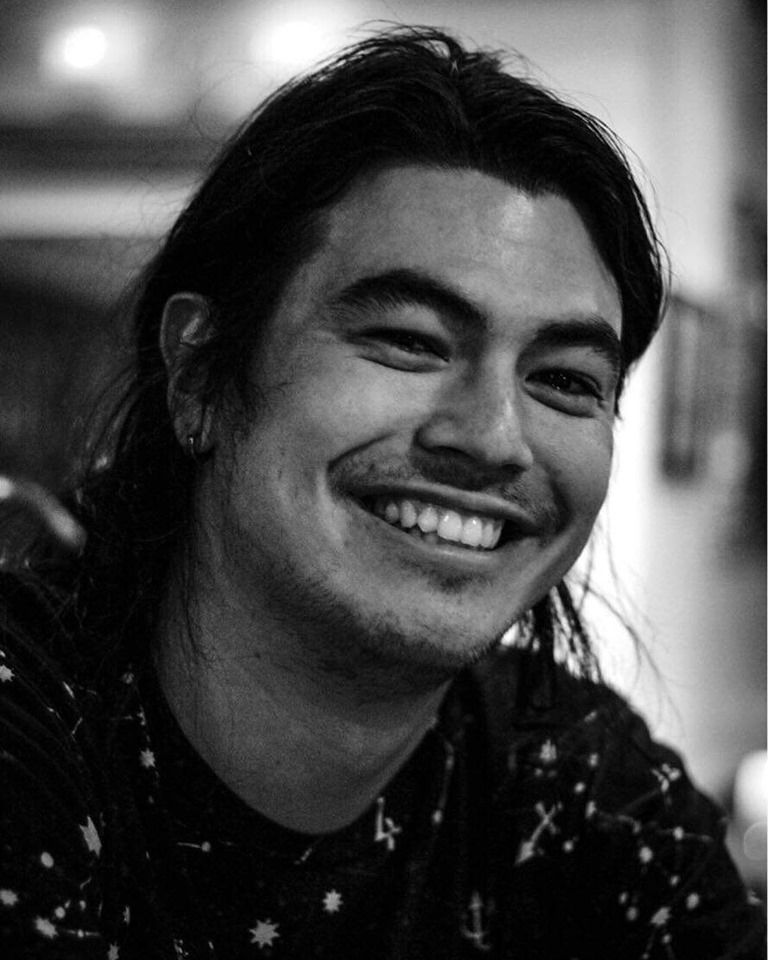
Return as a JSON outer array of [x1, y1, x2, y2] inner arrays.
[[532, 369, 602, 400], [371, 328, 449, 361]]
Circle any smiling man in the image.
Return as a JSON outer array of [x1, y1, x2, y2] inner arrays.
[[1, 27, 763, 960]]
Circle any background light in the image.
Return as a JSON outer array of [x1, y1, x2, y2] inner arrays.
[[44, 24, 109, 79], [40, 14, 143, 87], [249, 18, 336, 73], [60, 25, 108, 72], [733, 750, 768, 829]]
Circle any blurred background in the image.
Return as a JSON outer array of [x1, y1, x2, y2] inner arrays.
[[0, 0, 764, 889]]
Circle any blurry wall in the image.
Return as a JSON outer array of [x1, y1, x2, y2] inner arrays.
[[0, 0, 764, 880]]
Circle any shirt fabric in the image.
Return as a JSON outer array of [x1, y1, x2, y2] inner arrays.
[[0, 575, 764, 959]]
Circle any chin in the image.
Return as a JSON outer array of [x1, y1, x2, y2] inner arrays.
[[316, 604, 509, 695]]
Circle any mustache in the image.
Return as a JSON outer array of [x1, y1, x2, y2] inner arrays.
[[333, 451, 565, 529]]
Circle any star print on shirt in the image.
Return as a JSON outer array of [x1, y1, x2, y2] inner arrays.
[[515, 802, 560, 864], [651, 906, 672, 927], [34, 917, 57, 938], [374, 796, 402, 851], [460, 891, 491, 952], [0, 664, 14, 682], [80, 816, 102, 856], [140, 749, 156, 769], [323, 890, 343, 914], [538, 739, 557, 764], [250, 919, 280, 949]]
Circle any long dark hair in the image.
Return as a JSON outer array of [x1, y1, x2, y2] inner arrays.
[[56, 26, 666, 681]]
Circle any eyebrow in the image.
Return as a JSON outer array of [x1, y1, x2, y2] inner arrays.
[[526, 317, 623, 375], [330, 267, 623, 374], [330, 268, 488, 333]]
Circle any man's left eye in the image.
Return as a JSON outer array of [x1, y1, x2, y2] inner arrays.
[[534, 370, 600, 397], [528, 369, 607, 414]]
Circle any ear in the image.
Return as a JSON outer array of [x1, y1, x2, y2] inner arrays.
[[159, 292, 215, 453]]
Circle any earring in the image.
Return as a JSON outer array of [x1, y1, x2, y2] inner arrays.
[[185, 433, 201, 460]]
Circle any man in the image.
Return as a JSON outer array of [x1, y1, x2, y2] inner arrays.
[[0, 27, 763, 959]]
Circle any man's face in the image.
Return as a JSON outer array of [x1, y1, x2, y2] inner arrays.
[[201, 167, 622, 679]]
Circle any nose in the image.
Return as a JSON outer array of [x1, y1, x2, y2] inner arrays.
[[414, 363, 534, 471]]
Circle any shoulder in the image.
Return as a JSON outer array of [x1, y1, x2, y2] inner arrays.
[[469, 647, 766, 958], [0, 569, 98, 766], [470, 645, 709, 807], [0, 569, 109, 953]]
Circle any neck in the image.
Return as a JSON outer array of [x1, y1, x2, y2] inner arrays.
[[155, 566, 450, 835]]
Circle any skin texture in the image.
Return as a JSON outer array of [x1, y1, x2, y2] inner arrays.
[[158, 166, 623, 832]]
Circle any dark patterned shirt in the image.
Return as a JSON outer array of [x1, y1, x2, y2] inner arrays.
[[0, 577, 764, 958]]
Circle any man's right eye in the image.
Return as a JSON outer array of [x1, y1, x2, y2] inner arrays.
[[365, 328, 450, 363]]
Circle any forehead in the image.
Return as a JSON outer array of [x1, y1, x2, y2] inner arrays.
[[287, 166, 621, 338]]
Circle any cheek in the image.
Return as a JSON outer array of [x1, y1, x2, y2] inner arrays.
[[539, 421, 614, 529], [277, 355, 430, 456], [574, 433, 614, 525], [226, 362, 401, 519]]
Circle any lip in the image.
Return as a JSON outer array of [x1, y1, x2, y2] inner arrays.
[[348, 482, 544, 537]]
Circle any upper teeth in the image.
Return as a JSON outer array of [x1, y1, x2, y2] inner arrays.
[[372, 497, 503, 550]]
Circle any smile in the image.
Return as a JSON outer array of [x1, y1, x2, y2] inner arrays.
[[369, 496, 504, 550]]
